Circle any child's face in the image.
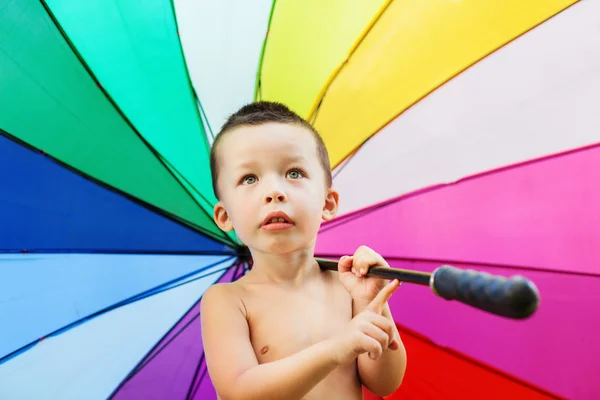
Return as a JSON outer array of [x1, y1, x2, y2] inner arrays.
[[213, 122, 338, 256]]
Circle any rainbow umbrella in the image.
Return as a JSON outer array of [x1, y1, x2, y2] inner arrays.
[[1, 0, 597, 399]]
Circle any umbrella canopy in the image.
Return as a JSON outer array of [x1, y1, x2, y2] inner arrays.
[[1, 0, 598, 399]]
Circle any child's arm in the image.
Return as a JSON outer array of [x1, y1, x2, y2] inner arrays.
[[201, 282, 398, 400], [353, 299, 407, 397]]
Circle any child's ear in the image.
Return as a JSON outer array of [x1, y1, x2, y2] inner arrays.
[[214, 201, 234, 232], [322, 187, 339, 221]]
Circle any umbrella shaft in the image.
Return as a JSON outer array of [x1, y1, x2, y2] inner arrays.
[[316, 258, 431, 286]]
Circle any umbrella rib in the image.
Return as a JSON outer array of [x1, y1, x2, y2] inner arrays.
[[122, 313, 201, 381], [38, 1, 234, 245], [190, 354, 211, 400], [196, 97, 215, 140], [185, 352, 207, 400], [318, 0, 581, 170], [0, 258, 234, 365], [253, 0, 278, 101], [305, 0, 393, 124], [118, 290, 230, 398], [314, 253, 600, 278], [321, 140, 600, 234], [156, 154, 235, 242], [0, 128, 233, 246], [167, 0, 218, 159], [319, 184, 446, 233], [233, 262, 249, 280], [107, 267, 231, 400], [184, 263, 245, 400], [106, 264, 239, 399], [332, 148, 363, 180], [229, 261, 243, 282], [157, 154, 219, 219]]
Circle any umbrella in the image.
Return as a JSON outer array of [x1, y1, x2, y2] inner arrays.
[[1, 0, 597, 399]]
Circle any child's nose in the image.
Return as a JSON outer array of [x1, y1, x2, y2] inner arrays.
[[265, 188, 287, 203]]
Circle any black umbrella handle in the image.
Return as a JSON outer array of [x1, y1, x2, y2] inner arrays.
[[431, 265, 540, 319], [316, 259, 540, 319]]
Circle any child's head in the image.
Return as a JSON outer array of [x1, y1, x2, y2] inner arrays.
[[210, 101, 339, 255]]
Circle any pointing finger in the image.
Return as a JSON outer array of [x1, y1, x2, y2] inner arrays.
[[368, 279, 400, 314]]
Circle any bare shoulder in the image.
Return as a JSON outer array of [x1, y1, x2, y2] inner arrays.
[[201, 280, 247, 317]]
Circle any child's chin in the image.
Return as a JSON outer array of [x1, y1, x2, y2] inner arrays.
[[262, 239, 309, 255]]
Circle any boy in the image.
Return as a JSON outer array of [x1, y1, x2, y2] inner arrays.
[[201, 101, 406, 399]]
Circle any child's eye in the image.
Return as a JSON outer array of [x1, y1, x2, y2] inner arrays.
[[286, 169, 304, 179], [241, 175, 257, 185]]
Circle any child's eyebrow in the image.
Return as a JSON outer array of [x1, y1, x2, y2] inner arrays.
[[282, 155, 307, 164], [235, 160, 258, 170]]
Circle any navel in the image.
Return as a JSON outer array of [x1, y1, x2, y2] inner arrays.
[[260, 345, 269, 355]]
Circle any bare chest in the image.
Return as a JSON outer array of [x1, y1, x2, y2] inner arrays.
[[244, 283, 352, 363]]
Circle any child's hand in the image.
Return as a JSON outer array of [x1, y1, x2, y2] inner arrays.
[[338, 246, 399, 307], [331, 279, 401, 365]]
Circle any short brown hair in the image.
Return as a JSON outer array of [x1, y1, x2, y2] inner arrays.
[[210, 101, 332, 199]]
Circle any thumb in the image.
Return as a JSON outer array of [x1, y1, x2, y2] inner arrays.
[[368, 279, 400, 314]]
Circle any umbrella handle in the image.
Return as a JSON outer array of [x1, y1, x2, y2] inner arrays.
[[316, 259, 540, 320]]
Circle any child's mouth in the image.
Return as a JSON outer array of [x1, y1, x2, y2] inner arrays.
[[261, 220, 294, 231], [261, 213, 295, 231]]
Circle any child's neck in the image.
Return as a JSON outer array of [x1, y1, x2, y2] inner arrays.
[[248, 247, 321, 286]]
